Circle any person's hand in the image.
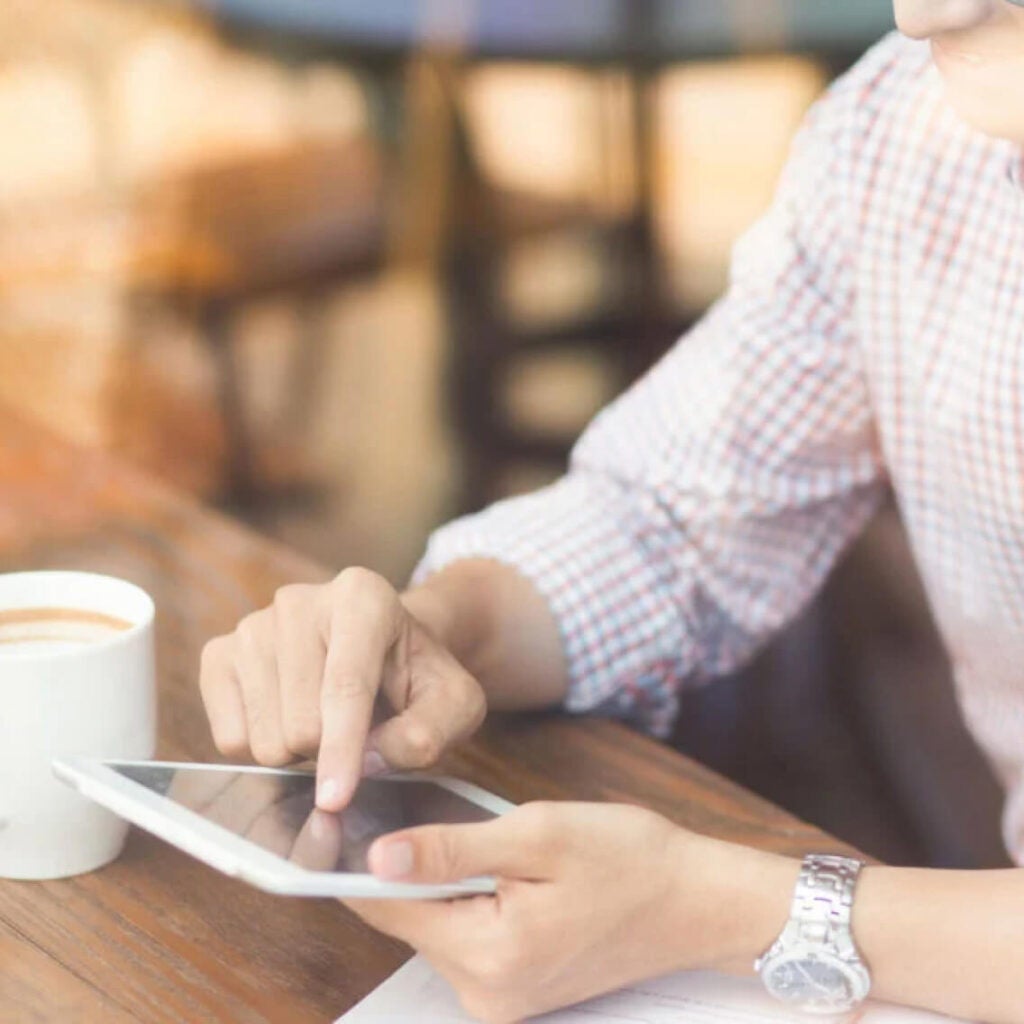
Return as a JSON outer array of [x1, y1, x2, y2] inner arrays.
[[345, 802, 798, 1024], [199, 568, 487, 810]]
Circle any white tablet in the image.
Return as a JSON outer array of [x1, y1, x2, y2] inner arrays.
[[52, 757, 515, 899]]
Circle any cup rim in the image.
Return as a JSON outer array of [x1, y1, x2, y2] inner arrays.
[[0, 571, 155, 663]]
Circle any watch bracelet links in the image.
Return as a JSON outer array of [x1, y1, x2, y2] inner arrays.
[[792, 854, 864, 950]]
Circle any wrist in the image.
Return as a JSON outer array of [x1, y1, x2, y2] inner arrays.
[[667, 832, 800, 975], [402, 561, 497, 675], [407, 557, 568, 711], [848, 864, 914, 1008]]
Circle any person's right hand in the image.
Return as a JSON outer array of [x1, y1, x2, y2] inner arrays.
[[198, 567, 487, 811]]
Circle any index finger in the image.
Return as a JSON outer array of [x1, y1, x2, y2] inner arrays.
[[316, 570, 402, 811], [290, 810, 345, 871]]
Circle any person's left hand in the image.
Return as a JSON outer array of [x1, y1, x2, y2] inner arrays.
[[345, 801, 797, 1024]]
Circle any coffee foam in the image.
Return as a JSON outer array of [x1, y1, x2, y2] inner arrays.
[[0, 607, 132, 653]]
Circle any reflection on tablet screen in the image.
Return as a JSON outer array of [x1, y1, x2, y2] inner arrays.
[[112, 765, 494, 873]]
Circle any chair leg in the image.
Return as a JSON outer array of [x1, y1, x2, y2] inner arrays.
[[288, 292, 327, 441], [201, 299, 255, 504]]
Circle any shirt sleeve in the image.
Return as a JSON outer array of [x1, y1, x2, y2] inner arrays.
[[412, 54, 889, 737]]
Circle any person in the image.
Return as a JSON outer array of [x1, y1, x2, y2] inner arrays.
[[198, 1, 1024, 1020]]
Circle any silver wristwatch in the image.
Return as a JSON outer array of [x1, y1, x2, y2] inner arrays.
[[756, 854, 872, 1015]]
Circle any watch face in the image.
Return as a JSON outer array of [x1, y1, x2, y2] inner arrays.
[[766, 956, 856, 1011]]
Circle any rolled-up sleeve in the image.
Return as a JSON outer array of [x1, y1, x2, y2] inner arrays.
[[414, 47, 891, 736]]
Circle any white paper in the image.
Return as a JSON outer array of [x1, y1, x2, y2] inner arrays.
[[338, 955, 970, 1024]]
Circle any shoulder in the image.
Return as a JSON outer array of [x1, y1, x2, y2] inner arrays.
[[832, 32, 933, 108], [805, 33, 937, 149], [766, 34, 937, 216], [794, 32, 1001, 219]]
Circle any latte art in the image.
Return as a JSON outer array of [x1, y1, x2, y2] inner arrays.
[[0, 607, 133, 652]]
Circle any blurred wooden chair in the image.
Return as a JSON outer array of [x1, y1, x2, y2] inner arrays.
[[396, 3, 884, 512], [128, 133, 385, 499], [0, 132, 385, 500], [434, 62, 680, 512]]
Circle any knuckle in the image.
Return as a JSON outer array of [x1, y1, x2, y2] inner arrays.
[[520, 801, 558, 841], [614, 803, 662, 846], [273, 583, 317, 618], [401, 722, 444, 767], [198, 666, 218, 704], [199, 636, 230, 677], [322, 672, 373, 703], [236, 611, 269, 649], [460, 677, 487, 730], [281, 712, 321, 754], [332, 566, 394, 610], [440, 668, 483, 708], [333, 565, 381, 594], [212, 727, 248, 760], [431, 826, 463, 878], [245, 706, 290, 766], [249, 736, 292, 767], [633, 804, 664, 835], [516, 802, 568, 860]]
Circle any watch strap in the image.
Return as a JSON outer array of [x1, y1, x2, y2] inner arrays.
[[788, 854, 863, 953], [756, 853, 871, 1012]]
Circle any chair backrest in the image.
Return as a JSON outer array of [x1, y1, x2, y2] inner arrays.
[[133, 135, 383, 294]]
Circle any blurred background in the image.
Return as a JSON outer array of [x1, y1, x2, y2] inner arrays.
[[0, 0, 1010, 870]]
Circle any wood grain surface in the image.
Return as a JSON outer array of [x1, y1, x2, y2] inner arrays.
[[0, 406, 855, 1023]]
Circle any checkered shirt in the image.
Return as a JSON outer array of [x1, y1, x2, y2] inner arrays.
[[415, 33, 1024, 863]]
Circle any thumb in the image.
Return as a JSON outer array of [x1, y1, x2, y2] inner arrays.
[[367, 806, 555, 884]]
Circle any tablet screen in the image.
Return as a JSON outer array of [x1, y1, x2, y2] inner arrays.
[[111, 764, 495, 874]]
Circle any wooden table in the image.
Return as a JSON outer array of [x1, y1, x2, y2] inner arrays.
[[0, 406, 855, 1023]]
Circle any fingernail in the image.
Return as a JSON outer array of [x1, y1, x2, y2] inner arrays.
[[362, 750, 389, 777], [317, 778, 341, 809], [374, 840, 414, 880]]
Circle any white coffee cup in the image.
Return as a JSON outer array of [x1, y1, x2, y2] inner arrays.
[[0, 571, 156, 880]]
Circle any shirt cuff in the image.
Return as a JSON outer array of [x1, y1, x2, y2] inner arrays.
[[411, 473, 694, 737]]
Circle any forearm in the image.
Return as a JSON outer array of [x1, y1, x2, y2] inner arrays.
[[852, 864, 1024, 1023], [709, 842, 1024, 1023], [402, 559, 568, 711]]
